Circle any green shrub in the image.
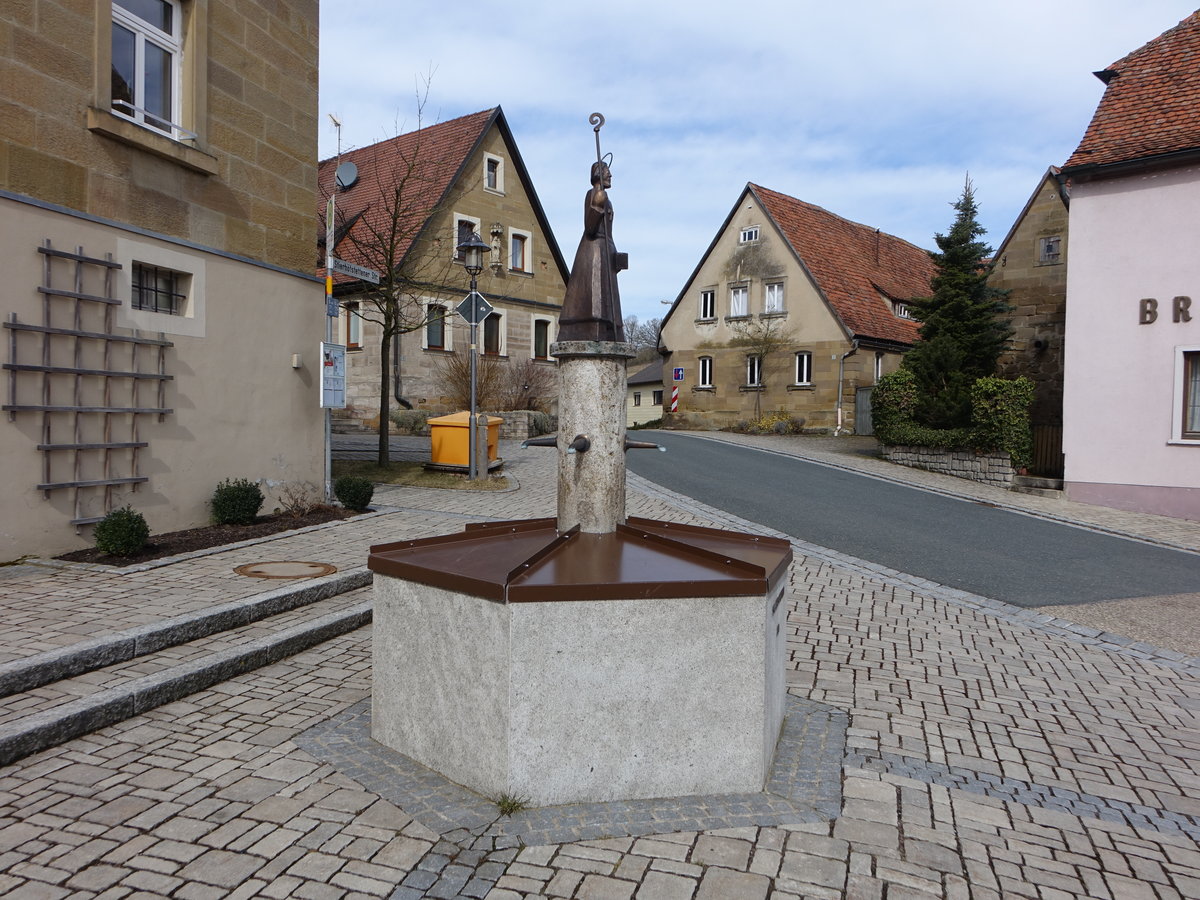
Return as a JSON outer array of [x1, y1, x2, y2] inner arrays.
[[528, 410, 553, 436], [211, 478, 264, 525], [873, 369, 1034, 466], [970, 376, 1034, 468], [94, 506, 150, 557], [390, 409, 431, 435], [334, 475, 374, 512]]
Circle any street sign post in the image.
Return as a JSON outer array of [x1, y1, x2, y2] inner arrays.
[[672, 367, 684, 382], [456, 291, 494, 325], [331, 257, 381, 284]]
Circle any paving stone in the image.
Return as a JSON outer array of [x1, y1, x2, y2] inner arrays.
[[694, 866, 770, 900]]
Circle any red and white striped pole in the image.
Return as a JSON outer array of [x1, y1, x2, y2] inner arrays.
[[670, 385, 679, 412]]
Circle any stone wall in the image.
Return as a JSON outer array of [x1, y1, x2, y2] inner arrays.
[[881, 445, 1016, 487]]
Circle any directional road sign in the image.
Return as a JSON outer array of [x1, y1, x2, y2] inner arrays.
[[456, 291, 494, 325]]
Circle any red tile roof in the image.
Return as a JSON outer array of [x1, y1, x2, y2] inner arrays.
[[317, 109, 496, 277], [750, 185, 931, 344], [1065, 11, 1200, 170]]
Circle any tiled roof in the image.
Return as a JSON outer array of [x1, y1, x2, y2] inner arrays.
[[317, 109, 496, 276], [750, 185, 931, 344], [1064, 12, 1200, 170], [628, 361, 663, 385]]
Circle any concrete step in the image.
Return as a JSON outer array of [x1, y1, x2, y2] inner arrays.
[[1011, 475, 1064, 499], [0, 582, 372, 766]]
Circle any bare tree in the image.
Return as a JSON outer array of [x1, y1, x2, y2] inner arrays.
[[728, 316, 793, 419], [622, 315, 662, 363], [321, 81, 465, 465]]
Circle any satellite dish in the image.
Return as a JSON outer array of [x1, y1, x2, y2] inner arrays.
[[335, 161, 358, 190]]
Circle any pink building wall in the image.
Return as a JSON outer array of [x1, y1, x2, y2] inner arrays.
[[1063, 163, 1200, 520]]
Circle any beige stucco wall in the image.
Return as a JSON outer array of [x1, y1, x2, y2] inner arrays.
[[1, 198, 323, 559], [659, 193, 890, 430], [335, 125, 565, 427]]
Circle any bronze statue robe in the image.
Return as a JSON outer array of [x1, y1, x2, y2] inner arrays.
[[557, 179, 627, 343]]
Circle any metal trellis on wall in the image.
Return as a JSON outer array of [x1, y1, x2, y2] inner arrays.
[[3, 240, 174, 530]]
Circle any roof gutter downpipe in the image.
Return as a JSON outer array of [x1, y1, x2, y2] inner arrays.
[[834, 340, 859, 436]]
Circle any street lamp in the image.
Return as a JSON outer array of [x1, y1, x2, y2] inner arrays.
[[456, 232, 491, 480]]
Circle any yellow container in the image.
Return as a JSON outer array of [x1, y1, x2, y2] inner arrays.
[[428, 411, 502, 466]]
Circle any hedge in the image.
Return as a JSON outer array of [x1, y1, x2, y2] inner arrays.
[[873, 369, 1033, 467]]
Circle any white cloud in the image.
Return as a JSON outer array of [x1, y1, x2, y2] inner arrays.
[[320, 0, 1197, 322]]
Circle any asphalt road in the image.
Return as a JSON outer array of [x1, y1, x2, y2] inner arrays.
[[626, 432, 1200, 608]]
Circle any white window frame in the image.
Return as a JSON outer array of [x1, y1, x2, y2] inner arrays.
[[746, 355, 762, 387], [531, 314, 554, 360], [894, 302, 912, 319], [729, 285, 748, 318], [652, 389, 663, 407], [422, 300, 452, 351], [875, 352, 885, 383], [115, 237, 205, 338], [1171, 344, 1200, 443], [344, 301, 363, 349], [482, 311, 506, 357], [633, 391, 642, 407], [111, 0, 187, 140], [509, 227, 533, 274], [764, 281, 785, 314], [452, 212, 481, 261], [794, 351, 812, 386], [699, 289, 715, 320], [698, 356, 713, 388], [739, 225, 760, 243], [484, 153, 505, 194]]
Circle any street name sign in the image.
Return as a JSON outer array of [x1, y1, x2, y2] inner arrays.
[[331, 257, 381, 284]]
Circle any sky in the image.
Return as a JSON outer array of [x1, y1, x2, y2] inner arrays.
[[318, 1, 1198, 324]]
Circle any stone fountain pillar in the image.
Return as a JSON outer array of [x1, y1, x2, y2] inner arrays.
[[552, 340, 637, 533]]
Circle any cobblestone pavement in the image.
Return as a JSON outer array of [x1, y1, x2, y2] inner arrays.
[[0, 435, 1198, 898]]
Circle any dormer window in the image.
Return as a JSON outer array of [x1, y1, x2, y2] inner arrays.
[[739, 226, 760, 244], [894, 302, 912, 319]]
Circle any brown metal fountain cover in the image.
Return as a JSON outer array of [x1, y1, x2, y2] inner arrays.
[[367, 517, 791, 604]]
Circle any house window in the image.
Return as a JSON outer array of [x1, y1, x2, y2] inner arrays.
[[875, 351, 884, 383], [699, 356, 713, 388], [1182, 350, 1200, 440], [652, 389, 663, 406], [485, 155, 504, 193], [729, 285, 748, 318], [746, 355, 762, 386], [533, 317, 551, 359], [453, 215, 480, 260], [111, 0, 183, 138], [425, 304, 447, 350], [765, 282, 785, 314], [510, 231, 530, 273], [344, 302, 362, 348], [483, 312, 503, 355], [894, 302, 912, 319], [131, 262, 186, 314], [1039, 235, 1062, 265], [739, 226, 760, 243], [633, 392, 642, 407], [794, 351, 812, 385], [699, 290, 715, 320]]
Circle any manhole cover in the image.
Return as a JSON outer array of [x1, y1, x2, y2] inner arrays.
[[234, 561, 337, 579]]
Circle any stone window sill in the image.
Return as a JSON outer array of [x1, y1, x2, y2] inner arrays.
[[725, 315, 751, 323], [88, 108, 218, 175], [692, 386, 715, 392], [738, 385, 764, 392], [760, 311, 787, 319], [786, 383, 814, 391]]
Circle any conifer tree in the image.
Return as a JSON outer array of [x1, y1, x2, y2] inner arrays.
[[904, 178, 1011, 428]]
